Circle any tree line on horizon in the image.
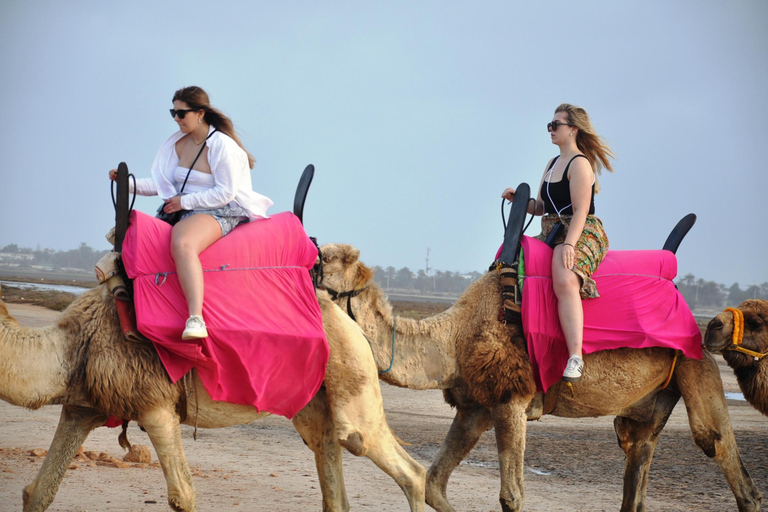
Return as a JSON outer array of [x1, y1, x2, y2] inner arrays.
[[2, 243, 766, 307]]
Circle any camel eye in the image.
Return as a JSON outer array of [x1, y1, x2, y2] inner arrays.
[[322, 255, 331, 264], [746, 316, 765, 330]]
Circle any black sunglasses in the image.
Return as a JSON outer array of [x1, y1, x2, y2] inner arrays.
[[547, 120, 573, 132], [169, 108, 201, 119]]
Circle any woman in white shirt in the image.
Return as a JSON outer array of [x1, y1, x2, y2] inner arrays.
[[109, 86, 272, 340]]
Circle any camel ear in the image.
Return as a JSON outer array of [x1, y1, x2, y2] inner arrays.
[[343, 247, 360, 266], [355, 263, 373, 288]]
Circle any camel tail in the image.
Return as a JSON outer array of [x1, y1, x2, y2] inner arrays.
[[118, 420, 132, 451]]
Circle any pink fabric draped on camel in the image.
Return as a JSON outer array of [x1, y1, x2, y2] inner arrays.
[[122, 210, 328, 419], [518, 236, 702, 392]]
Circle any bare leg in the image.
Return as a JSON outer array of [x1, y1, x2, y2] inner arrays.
[[23, 406, 106, 512], [426, 404, 493, 512], [139, 407, 196, 512], [552, 245, 583, 358], [292, 389, 350, 512], [492, 401, 528, 512], [614, 389, 680, 512], [675, 353, 762, 512], [170, 214, 222, 317]]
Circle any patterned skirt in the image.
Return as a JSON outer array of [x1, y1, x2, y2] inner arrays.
[[180, 203, 251, 237], [534, 214, 609, 299]]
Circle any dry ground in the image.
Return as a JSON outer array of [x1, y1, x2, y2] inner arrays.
[[1, 302, 766, 512]]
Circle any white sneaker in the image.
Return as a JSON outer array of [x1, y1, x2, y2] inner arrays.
[[562, 356, 584, 383], [182, 315, 208, 340]]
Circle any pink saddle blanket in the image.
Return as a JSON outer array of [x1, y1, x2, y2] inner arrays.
[[122, 210, 329, 419], [518, 236, 702, 392]]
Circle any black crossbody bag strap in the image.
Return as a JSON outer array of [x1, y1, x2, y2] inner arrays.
[[178, 129, 218, 195]]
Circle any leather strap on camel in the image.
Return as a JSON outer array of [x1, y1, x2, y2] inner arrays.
[[724, 307, 768, 360]]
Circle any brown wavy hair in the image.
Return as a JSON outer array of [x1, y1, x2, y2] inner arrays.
[[173, 86, 255, 169], [555, 103, 614, 193]]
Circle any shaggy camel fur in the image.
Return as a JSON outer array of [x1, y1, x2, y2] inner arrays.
[[705, 299, 768, 417], [0, 284, 425, 512], [318, 243, 762, 512]]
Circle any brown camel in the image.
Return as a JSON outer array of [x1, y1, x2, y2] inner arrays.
[[705, 299, 768, 417], [317, 243, 762, 512], [0, 284, 426, 512]]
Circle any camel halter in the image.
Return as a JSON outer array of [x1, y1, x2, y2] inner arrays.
[[325, 285, 396, 374], [324, 286, 368, 322], [723, 307, 768, 361]]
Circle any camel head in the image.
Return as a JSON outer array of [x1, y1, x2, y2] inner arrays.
[[317, 243, 375, 296], [705, 300, 768, 368], [0, 284, 20, 327]]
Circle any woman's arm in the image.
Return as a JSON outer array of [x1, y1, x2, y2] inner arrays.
[[108, 169, 158, 196], [501, 158, 552, 216]]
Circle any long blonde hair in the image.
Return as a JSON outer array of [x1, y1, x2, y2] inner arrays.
[[555, 103, 614, 192], [173, 86, 255, 169]]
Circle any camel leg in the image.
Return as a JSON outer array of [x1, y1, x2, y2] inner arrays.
[[329, 384, 426, 512], [676, 353, 762, 512], [614, 389, 680, 512], [426, 404, 494, 512], [139, 406, 196, 512], [492, 400, 528, 512], [22, 405, 106, 512], [292, 389, 350, 512]]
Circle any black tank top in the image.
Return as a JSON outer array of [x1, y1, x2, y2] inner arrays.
[[540, 154, 595, 216]]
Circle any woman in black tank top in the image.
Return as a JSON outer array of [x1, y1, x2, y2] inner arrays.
[[501, 104, 615, 383]]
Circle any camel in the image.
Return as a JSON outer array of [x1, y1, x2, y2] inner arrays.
[[705, 299, 768, 418], [0, 283, 426, 512], [317, 242, 762, 512]]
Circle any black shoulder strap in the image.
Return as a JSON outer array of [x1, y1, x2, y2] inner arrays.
[[547, 155, 559, 171], [563, 154, 588, 177]]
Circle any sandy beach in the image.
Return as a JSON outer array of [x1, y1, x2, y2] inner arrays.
[[1, 303, 766, 512]]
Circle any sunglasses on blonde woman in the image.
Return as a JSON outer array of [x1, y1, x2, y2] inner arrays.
[[547, 120, 572, 132], [169, 108, 201, 119]]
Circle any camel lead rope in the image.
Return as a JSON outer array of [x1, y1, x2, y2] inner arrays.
[[380, 317, 396, 374], [659, 350, 680, 391]]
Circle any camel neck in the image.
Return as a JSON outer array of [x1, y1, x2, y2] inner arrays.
[[0, 318, 69, 408], [350, 288, 461, 390]]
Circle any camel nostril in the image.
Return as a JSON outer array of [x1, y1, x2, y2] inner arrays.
[[707, 318, 723, 331]]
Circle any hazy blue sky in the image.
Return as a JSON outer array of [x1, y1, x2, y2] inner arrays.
[[1, 1, 766, 286]]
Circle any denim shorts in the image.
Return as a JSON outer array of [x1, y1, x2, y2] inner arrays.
[[180, 203, 250, 237]]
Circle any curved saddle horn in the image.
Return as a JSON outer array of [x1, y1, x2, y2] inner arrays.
[[293, 164, 315, 225], [114, 162, 130, 253], [662, 213, 696, 254], [498, 183, 531, 265]]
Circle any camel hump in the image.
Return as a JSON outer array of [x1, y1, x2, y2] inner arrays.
[[662, 213, 696, 254], [498, 182, 531, 265], [293, 164, 315, 225]]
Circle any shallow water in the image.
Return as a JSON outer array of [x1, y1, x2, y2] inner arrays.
[[0, 280, 88, 295], [725, 392, 745, 401]]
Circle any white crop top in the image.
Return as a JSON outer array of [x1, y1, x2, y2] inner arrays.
[[173, 167, 215, 194]]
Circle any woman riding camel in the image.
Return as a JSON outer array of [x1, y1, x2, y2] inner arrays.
[[502, 103, 614, 382], [109, 86, 273, 340]]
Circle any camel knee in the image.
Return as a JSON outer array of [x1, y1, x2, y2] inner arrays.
[[338, 431, 367, 457], [692, 429, 721, 459]]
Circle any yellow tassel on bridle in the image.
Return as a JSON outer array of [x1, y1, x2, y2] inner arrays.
[[725, 307, 744, 346], [723, 307, 767, 361]]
